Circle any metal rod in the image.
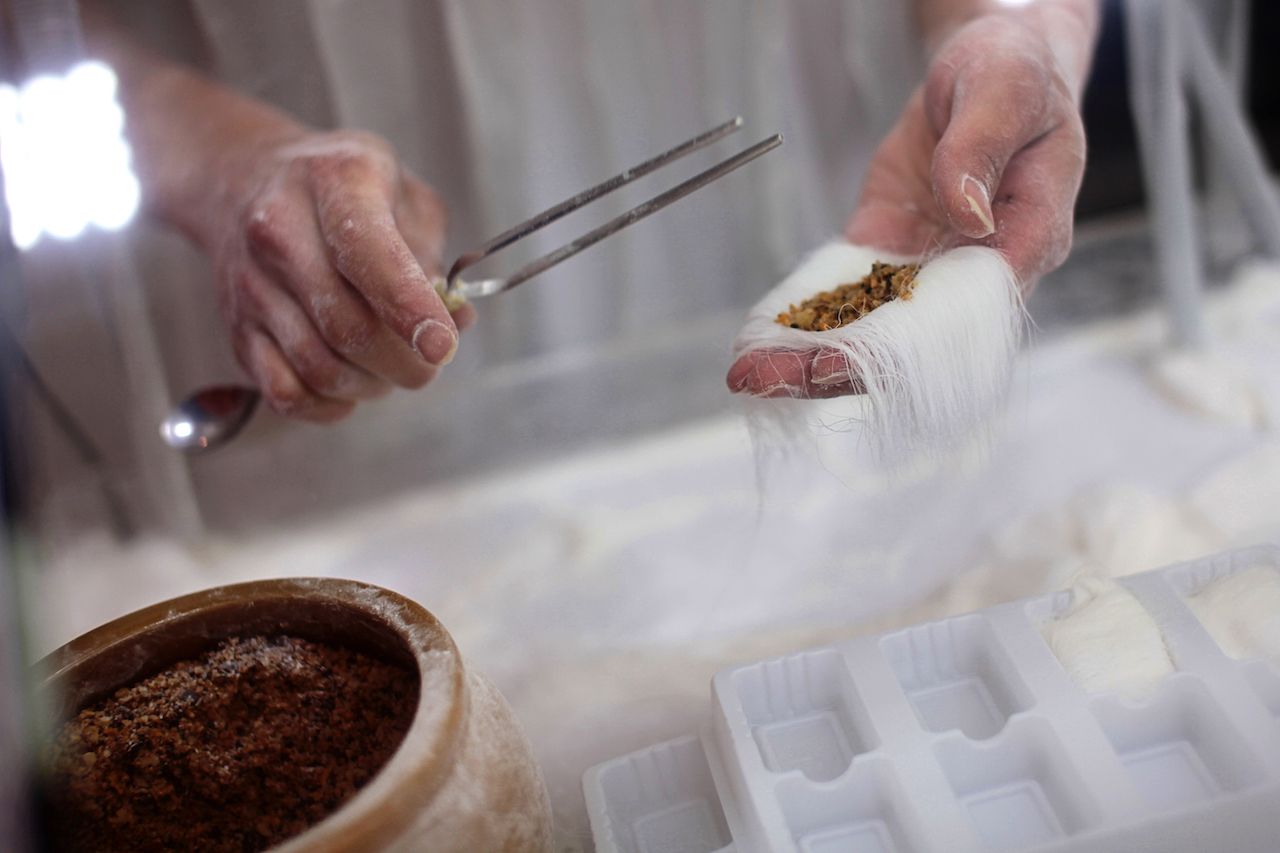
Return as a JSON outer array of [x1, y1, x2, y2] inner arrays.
[[497, 134, 782, 294], [446, 117, 753, 291]]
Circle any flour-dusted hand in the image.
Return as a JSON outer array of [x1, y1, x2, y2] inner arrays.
[[848, 12, 1090, 285], [729, 0, 1099, 399], [208, 129, 475, 421], [85, 6, 476, 422]]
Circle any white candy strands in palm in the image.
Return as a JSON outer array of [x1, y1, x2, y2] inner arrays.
[[733, 240, 1025, 465]]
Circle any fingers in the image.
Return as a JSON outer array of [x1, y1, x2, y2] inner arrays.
[[927, 53, 1060, 242], [396, 173, 448, 274], [247, 209, 442, 390], [394, 173, 479, 332], [845, 91, 945, 254], [234, 325, 357, 423], [920, 18, 1087, 286], [309, 152, 458, 366], [726, 349, 864, 399], [233, 269, 392, 403], [986, 118, 1085, 284], [451, 300, 478, 332], [222, 131, 473, 423]]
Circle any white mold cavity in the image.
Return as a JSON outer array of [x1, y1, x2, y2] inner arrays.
[[1241, 661, 1280, 735], [880, 615, 1034, 740], [1038, 576, 1176, 701], [588, 736, 733, 853], [776, 761, 923, 853], [935, 718, 1102, 851], [731, 648, 875, 783], [1091, 676, 1267, 815]]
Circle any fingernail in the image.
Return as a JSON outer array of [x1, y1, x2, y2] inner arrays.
[[811, 353, 847, 385], [759, 382, 799, 399], [961, 174, 996, 237], [412, 319, 457, 365]]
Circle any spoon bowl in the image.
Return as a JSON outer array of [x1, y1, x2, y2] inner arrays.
[[160, 385, 260, 453]]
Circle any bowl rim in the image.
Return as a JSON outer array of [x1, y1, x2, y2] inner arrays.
[[36, 576, 469, 852]]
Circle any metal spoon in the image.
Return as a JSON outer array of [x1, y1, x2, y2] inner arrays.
[[160, 385, 259, 453]]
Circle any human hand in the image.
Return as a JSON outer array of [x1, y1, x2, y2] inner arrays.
[[207, 129, 475, 421], [729, 12, 1089, 398]]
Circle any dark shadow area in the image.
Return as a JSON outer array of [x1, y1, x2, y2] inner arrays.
[[1076, 0, 1280, 220]]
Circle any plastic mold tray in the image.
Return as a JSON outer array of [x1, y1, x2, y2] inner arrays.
[[584, 546, 1280, 853]]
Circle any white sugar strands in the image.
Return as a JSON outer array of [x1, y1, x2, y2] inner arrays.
[[732, 241, 1025, 464]]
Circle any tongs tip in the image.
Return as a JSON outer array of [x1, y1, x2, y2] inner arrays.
[[446, 116, 778, 300]]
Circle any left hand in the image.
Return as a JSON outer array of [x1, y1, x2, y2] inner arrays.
[[729, 13, 1087, 398]]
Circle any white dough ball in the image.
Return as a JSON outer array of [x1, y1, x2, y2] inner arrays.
[[1042, 576, 1175, 700], [1187, 565, 1280, 663]]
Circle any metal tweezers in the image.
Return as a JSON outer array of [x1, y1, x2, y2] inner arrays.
[[444, 117, 782, 299]]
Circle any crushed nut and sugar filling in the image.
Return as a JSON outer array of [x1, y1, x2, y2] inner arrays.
[[776, 261, 919, 331]]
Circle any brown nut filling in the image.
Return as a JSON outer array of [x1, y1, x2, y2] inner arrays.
[[44, 635, 418, 853], [776, 261, 919, 331]]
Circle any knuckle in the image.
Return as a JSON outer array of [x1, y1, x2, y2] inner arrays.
[[264, 381, 310, 416], [302, 134, 394, 188], [243, 200, 295, 263], [315, 307, 380, 357], [291, 345, 346, 397]]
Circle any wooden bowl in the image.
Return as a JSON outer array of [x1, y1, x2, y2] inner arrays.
[[36, 577, 553, 852]]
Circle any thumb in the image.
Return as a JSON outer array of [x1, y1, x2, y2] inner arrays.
[[928, 63, 1056, 240]]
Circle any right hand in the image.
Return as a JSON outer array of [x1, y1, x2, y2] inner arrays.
[[728, 13, 1087, 400], [207, 129, 474, 422]]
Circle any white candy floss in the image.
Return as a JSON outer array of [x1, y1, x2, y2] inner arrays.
[[733, 241, 1024, 462]]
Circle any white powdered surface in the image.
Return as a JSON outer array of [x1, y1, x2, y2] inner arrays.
[[22, 261, 1280, 849], [1188, 565, 1280, 663], [1148, 349, 1266, 430]]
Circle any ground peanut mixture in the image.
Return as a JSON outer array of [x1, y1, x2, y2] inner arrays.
[[776, 261, 919, 331], [45, 635, 418, 852]]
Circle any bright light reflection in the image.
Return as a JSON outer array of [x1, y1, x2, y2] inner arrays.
[[171, 421, 193, 440], [0, 61, 140, 250]]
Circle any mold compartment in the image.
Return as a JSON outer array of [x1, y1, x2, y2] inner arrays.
[[1092, 677, 1267, 815], [1241, 660, 1280, 731], [1181, 563, 1280, 665], [935, 719, 1102, 851], [880, 614, 1034, 740], [1034, 576, 1178, 700], [731, 648, 875, 783], [776, 761, 922, 853], [590, 736, 733, 853]]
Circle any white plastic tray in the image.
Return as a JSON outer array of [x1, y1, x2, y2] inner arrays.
[[584, 545, 1280, 852]]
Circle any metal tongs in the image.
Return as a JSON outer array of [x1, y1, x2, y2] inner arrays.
[[160, 118, 779, 454], [442, 117, 781, 301]]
